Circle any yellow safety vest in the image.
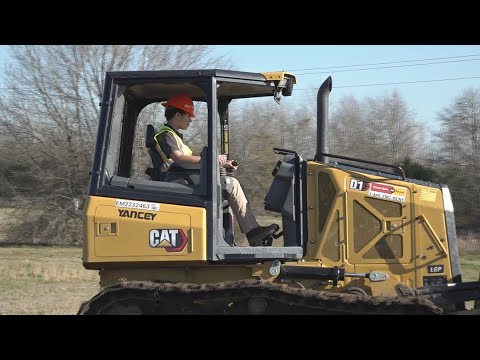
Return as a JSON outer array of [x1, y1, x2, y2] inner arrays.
[[154, 125, 193, 164]]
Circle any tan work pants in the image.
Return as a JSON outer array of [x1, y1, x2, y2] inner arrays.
[[225, 177, 259, 233]]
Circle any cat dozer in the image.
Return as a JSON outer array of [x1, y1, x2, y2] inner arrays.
[[79, 70, 480, 314]]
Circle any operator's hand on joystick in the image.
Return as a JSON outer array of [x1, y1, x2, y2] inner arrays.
[[223, 159, 238, 170], [219, 154, 238, 170]]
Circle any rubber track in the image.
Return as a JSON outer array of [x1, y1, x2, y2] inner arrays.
[[78, 279, 443, 315]]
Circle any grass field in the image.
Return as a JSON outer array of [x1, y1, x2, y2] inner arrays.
[[459, 253, 480, 283], [0, 247, 99, 315], [0, 246, 478, 315]]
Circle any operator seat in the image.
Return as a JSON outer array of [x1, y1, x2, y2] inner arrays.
[[145, 124, 166, 181]]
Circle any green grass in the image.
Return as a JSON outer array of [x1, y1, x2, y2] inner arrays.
[[460, 254, 480, 282], [0, 246, 478, 315]]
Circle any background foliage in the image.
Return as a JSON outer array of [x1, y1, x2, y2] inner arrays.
[[0, 45, 478, 245]]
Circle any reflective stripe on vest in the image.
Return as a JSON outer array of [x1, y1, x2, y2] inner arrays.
[[154, 125, 193, 164]]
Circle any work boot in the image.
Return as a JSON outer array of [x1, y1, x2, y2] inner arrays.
[[246, 224, 279, 246]]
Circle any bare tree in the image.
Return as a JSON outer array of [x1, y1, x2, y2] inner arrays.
[[376, 90, 422, 163], [330, 95, 372, 158], [328, 90, 426, 164], [0, 45, 229, 245], [435, 87, 480, 223]]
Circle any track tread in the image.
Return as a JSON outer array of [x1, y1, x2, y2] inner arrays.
[[78, 279, 443, 315]]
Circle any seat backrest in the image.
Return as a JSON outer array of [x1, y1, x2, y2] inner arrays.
[[145, 124, 166, 181], [145, 124, 157, 149]]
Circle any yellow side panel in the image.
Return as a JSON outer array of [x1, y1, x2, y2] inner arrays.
[[412, 184, 453, 287], [83, 195, 207, 266], [345, 176, 413, 265], [305, 161, 453, 291], [305, 163, 347, 266]]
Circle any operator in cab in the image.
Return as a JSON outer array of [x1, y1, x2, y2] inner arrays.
[[154, 94, 278, 246]]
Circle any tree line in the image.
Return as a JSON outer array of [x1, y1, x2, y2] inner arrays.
[[0, 45, 478, 245]]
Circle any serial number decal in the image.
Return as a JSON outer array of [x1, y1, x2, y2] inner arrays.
[[423, 275, 447, 287], [115, 199, 160, 211], [349, 179, 407, 202]]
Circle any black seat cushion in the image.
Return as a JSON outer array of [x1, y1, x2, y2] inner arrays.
[[145, 124, 165, 181], [145, 124, 157, 149]]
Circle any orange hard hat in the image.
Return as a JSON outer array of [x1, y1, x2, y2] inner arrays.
[[162, 94, 196, 118]]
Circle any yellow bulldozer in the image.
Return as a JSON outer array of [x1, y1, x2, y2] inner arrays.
[[78, 69, 480, 314]]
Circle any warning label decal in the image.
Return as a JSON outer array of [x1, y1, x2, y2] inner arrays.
[[349, 178, 407, 202], [420, 189, 437, 202], [368, 182, 406, 202]]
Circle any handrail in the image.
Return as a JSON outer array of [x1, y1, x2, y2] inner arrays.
[[417, 215, 448, 256], [315, 152, 406, 180]]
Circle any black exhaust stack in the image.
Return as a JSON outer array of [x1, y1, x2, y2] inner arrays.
[[314, 76, 332, 163]]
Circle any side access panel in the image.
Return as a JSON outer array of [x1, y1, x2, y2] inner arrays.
[[305, 164, 415, 274], [304, 164, 346, 266], [343, 175, 418, 290], [83, 195, 207, 268], [411, 184, 454, 287]]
